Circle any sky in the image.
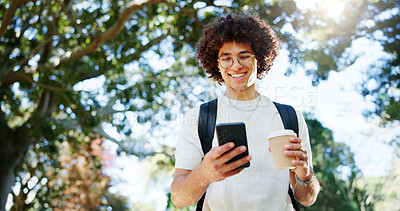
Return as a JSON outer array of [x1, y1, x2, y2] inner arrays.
[[260, 40, 396, 178]]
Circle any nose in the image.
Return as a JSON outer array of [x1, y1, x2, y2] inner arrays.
[[231, 58, 242, 70]]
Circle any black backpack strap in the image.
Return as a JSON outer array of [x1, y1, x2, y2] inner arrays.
[[288, 185, 299, 211], [197, 99, 218, 211], [273, 102, 300, 211], [273, 102, 299, 136], [196, 100, 299, 211], [196, 194, 206, 211], [198, 99, 218, 155]]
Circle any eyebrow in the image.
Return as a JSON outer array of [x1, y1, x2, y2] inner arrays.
[[219, 50, 252, 57]]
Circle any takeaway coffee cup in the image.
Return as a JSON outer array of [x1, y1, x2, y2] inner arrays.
[[268, 129, 297, 170]]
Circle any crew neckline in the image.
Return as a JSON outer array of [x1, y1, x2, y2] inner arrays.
[[223, 94, 263, 107]]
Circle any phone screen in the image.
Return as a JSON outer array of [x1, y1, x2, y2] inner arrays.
[[216, 122, 250, 168]]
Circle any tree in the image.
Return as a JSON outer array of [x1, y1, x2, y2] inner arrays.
[[360, 0, 400, 123], [304, 118, 374, 210], [8, 137, 125, 210], [286, 0, 399, 123], [49, 138, 112, 210], [0, 0, 219, 208], [238, 0, 399, 123], [2, 0, 398, 209], [372, 157, 400, 210], [0, 0, 319, 208]]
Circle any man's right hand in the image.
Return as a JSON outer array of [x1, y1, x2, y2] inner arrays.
[[170, 142, 252, 207], [198, 142, 252, 183]]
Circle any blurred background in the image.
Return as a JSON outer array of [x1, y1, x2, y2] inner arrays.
[[0, 0, 399, 210]]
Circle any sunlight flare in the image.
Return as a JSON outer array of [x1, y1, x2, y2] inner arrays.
[[297, 0, 346, 20]]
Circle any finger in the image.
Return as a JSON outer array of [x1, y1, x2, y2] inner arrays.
[[220, 155, 252, 172], [284, 150, 308, 160], [292, 160, 308, 168], [284, 143, 303, 150], [289, 137, 302, 143], [220, 146, 247, 164], [209, 142, 235, 159], [224, 167, 245, 178]]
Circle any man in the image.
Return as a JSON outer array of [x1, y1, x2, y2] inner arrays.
[[171, 13, 320, 210]]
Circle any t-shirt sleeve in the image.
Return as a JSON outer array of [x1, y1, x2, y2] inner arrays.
[[174, 106, 204, 170], [295, 109, 313, 168]]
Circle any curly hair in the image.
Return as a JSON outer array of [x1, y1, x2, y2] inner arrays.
[[196, 13, 280, 83]]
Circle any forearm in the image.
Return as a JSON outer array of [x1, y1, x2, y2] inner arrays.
[[294, 176, 320, 207], [170, 167, 211, 208], [171, 143, 249, 207]]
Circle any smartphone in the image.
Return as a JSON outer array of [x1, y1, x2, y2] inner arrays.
[[216, 122, 250, 168]]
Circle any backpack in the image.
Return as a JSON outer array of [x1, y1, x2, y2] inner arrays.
[[196, 98, 300, 211]]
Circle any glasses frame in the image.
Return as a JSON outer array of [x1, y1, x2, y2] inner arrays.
[[217, 54, 255, 69]]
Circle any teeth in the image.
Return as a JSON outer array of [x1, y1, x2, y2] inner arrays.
[[231, 73, 245, 78]]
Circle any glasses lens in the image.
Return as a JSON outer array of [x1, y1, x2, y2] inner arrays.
[[219, 56, 233, 68], [218, 54, 254, 68], [238, 54, 253, 66]]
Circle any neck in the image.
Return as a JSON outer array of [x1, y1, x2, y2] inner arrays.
[[225, 87, 259, 101]]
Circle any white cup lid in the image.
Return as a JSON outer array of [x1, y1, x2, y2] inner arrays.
[[267, 129, 296, 140]]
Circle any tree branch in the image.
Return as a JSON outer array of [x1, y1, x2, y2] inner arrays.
[[24, 91, 56, 133], [2, 71, 74, 92], [28, 175, 43, 193], [0, 106, 10, 140], [4, 37, 53, 74], [54, 0, 84, 33], [0, 0, 36, 39], [92, 126, 170, 157], [50, 117, 170, 157], [57, 0, 163, 66], [77, 68, 112, 82], [77, 34, 167, 82]]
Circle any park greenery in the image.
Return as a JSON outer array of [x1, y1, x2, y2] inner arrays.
[[0, 0, 399, 210]]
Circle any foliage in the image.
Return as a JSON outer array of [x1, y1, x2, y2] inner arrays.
[[304, 118, 374, 210], [9, 137, 127, 210], [200, 0, 399, 123], [231, 0, 400, 123], [371, 157, 400, 210], [50, 138, 112, 210], [0, 0, 317, 207], [0, 0, 219, 208], [166, 192, 193, 211], [288, 0, 400, 123], [1, 0, 399, 209], [360, 0, 400, 123]]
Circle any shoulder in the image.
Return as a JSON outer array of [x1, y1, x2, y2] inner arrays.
[[181, 98, 219, 126], [181, 106, 200, 127], [293, 107, 306, 123]]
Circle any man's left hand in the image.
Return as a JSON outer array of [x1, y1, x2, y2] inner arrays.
[[283, 137, 311, 180]]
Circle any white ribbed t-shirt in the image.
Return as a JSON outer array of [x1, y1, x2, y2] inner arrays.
[[175, 95, 312, 211]]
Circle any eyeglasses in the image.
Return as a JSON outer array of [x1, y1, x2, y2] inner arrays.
[[218, 53, 255, 69]]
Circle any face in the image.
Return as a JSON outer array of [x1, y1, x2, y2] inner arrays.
[[218, 42, 258, 97]]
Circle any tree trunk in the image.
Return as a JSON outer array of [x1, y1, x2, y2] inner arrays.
[[0, 163, 16, 211], [0, 126, 32, 210]]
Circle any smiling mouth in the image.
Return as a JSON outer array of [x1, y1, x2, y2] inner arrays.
[[229, 72, 247, 80]]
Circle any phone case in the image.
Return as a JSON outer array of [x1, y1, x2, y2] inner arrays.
[[216, 122, 250, 168]]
